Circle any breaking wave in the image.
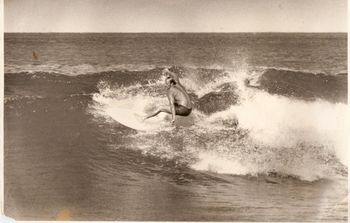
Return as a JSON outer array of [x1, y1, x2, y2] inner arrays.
[[86, 65, 348, 181]]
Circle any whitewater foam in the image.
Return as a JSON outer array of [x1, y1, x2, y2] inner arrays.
[[230, 92, 348, 164]]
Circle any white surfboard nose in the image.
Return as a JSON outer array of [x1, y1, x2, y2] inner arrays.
[[106, 107, 166, 131]]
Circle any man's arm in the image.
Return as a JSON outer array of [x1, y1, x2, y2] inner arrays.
[[164, 69, 180, 84], [167, 92, 176, 124]]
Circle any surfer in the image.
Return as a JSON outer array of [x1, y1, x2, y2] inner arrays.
[[144, 69, 192, 124]]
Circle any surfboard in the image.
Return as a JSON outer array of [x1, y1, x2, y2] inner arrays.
[[105, 107, 164, 131]]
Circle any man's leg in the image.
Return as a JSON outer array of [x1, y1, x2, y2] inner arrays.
[[144, 107, 171, 120]]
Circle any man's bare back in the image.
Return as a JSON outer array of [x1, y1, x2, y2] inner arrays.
[[143, 69, 192, 124], [168, 84, 192, 109]]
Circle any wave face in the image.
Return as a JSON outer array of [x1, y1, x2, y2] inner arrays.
[[256, 68, 347, 103]]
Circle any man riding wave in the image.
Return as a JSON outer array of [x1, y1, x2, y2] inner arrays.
[[144, 68, 192, 124]]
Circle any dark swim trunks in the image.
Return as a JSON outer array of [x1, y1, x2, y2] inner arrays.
[[174, 103, 192, 116]]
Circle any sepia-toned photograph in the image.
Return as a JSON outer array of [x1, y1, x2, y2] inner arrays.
[[3, 0, 348, 221]]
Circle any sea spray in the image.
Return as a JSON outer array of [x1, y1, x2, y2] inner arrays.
[[90, 66, 348, 181]]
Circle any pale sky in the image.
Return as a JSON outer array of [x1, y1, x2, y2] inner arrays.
[[4, 0, 348, 32]]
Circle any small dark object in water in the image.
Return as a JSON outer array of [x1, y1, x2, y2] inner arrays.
[[32, 51, 39, 61]]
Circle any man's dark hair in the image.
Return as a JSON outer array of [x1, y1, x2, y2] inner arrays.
[[166, 76, 176, 85]]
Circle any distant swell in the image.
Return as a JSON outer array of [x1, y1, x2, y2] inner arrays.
[[5, 63, 158, 76]]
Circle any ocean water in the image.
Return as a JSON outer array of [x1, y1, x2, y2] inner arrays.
[[4, 33, 348, 221]]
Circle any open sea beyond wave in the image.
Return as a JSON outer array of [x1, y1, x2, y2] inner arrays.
[[4, 33, 348, 221]]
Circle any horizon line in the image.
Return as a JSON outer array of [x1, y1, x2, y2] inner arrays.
[[4, 31, 348, 34]]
